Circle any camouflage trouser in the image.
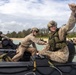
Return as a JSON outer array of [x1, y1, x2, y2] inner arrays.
[[12, 45, 37, 62], [39, 46, 69, 63]]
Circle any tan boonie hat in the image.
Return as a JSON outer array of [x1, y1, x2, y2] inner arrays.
[[47, 20, 57, 28], [31, 27, 39, 32]]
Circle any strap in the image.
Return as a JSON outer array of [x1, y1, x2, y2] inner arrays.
[[33, 60, 37, 71], [48, 61, 62, 75], [48, 61, 55, 67]]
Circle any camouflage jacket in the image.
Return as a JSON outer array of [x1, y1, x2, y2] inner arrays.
[[42, 12, 76, 52]]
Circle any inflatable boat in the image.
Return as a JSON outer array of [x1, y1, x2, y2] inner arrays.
[[0, 39, 76, 75]]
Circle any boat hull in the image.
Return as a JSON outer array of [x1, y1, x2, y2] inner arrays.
[[0, 40, 76, 75], [0, 57, 76, 75]]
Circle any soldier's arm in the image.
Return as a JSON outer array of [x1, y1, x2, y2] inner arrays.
[[38, 44, 50, 54], [60, 3, 76, 32], [30, 36, 47, 45], [59, 3, 76, 40], [32, 42, 37, 51]]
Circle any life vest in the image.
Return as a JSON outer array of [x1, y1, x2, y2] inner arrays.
[[48, 28, 67, 51]]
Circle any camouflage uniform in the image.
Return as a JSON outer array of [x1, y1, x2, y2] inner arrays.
[[39, 4, 76, 63], [12, 33, 46, 62]]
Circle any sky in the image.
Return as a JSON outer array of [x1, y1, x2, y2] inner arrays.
[[0, 0, 76, 33]]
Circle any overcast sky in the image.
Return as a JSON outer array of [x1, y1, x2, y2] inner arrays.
[[0, 0, 76, 33]]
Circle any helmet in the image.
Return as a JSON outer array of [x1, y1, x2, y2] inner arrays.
[[47, 20, 57, 28], [0, 31, 2, 34], [30, 27, 39, 33]]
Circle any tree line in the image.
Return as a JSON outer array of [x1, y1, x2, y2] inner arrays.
[[6, 28, 49, 38], [6, 28, 76, 38]]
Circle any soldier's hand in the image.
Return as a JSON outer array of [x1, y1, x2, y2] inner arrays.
[[16, 49, 19, 54], [68, 3, 76, 12], [36, 52, 39, 55]]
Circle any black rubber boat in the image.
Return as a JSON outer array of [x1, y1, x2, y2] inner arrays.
[[0, 39, 76, 75], [0, 52, 76, 75]]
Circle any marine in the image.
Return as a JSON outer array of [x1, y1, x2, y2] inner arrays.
[[12, 27, 47, 62], [38, 3, 76, 63]]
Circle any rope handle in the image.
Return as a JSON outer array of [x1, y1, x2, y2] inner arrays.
[[48, 61, 62, 75]]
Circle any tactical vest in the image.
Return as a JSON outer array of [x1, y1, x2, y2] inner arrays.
[[48, 28, 67, 51]]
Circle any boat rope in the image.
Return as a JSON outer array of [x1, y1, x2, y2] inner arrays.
[[32, 58, 53, 75], [48, 61, 63, 75], [23, 60, 36, 75], [33, 60, 63, 75], [25, 72, 36, 75]]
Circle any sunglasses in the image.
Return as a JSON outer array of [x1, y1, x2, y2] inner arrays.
[[36, 31, 39, 33]]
